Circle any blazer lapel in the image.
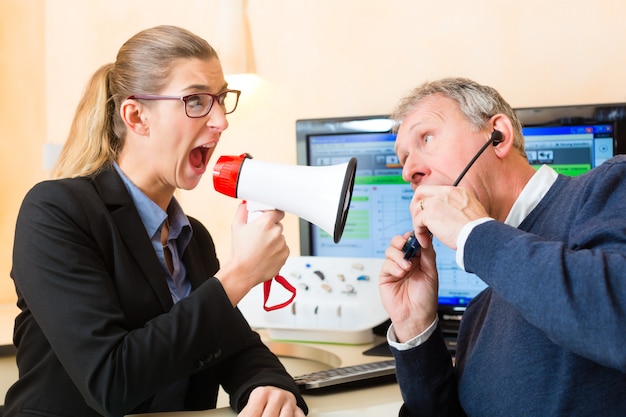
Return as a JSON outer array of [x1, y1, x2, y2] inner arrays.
[[92, 167, 174, 311]]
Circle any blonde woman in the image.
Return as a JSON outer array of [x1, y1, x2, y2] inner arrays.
[[4, 25, 307, 417]]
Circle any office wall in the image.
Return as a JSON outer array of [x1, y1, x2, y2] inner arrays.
[[0, 1, 46, 303], [1, 0, 625, 303]]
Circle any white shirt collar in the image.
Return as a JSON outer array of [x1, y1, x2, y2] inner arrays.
[[504, 164, 559, 227]]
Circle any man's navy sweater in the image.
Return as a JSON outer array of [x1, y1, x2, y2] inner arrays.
[[395, 155, 626, 417]]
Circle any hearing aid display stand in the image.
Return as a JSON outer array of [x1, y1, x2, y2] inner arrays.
[[238, 256, 388, 344]]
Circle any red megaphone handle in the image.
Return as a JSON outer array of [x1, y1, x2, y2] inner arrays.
[[263, 275, 297, 311]]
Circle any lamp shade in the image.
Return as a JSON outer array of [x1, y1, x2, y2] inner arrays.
[[214, 0, 255, 75]]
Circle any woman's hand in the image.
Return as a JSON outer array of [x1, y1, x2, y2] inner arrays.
[[237, 386, 305, 417], [216, 202, 290, 307]]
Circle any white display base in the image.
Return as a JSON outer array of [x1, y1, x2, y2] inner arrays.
[[238, 256, 388, 344]]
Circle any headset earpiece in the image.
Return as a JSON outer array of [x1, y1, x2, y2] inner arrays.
[[491, 130, 503, 146]]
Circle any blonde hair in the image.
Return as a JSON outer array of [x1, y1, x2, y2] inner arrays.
[[52, 25, 218, 178]]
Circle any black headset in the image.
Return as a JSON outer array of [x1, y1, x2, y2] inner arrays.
[[490, 129, 503, 146]]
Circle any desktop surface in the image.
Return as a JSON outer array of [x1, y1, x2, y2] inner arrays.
[[1, 303, 402, 417], [128, 333, 403, 417], [131, 384, 401, 417]]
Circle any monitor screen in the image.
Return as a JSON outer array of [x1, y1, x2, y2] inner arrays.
[[522, 123, 615, 175], [296, 103, 626, 311]]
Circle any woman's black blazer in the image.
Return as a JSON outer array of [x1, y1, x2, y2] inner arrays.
[[4, 166, 306, 417]]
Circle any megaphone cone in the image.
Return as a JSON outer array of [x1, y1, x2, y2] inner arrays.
[[213, 153, 357, 243]]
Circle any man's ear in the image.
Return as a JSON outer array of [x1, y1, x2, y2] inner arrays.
[[121, 99, 150, 136], [490, 114, 515, 158]]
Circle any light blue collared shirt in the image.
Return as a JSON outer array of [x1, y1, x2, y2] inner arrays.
[[113, 163, 192, 303]]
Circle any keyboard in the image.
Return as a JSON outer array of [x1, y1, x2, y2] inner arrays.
[[293, 359, 396, 392]]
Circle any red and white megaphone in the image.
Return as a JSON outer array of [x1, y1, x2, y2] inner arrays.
[[212, 153, 357, 243], [212, 153, 357, 310]]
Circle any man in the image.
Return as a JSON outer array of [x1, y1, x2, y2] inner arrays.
[[379, 77, 626, 416]]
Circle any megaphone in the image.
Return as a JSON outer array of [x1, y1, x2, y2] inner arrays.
[[212, 153, 357, 243]]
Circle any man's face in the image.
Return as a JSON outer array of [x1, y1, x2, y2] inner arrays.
[[394, 93, 488, 190]]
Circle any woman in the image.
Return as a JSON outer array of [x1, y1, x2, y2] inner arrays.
[[3, 25, 307, 417]]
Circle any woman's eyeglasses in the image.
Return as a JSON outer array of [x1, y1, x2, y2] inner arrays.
[[128, 90, 241, 118]]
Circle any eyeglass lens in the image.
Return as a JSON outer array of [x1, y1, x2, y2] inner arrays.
[[184, 91, 239, 117]]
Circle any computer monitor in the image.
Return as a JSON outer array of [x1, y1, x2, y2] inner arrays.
[[295, 103, 626, 312], [523, 124, 614, 175]]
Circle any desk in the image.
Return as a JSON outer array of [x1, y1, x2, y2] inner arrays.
[[132, 383, 402, 417], [0, 304, 403, 416], [132, 384, 402, 417], [130, 333, 403, 417], [0, 304, 19, 405], [0, 304, 17, 356]]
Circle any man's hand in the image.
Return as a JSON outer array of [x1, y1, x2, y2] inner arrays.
[[411, 185, 489, 250], [379, 233, 439, 343]]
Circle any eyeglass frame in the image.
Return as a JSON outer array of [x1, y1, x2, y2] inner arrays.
[[127, 89, 241, 118]]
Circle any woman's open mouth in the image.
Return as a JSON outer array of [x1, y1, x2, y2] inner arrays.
[[189, 143, 215, 172]]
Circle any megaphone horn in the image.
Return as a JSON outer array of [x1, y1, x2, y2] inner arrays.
[[212, 153, 357, 243]]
